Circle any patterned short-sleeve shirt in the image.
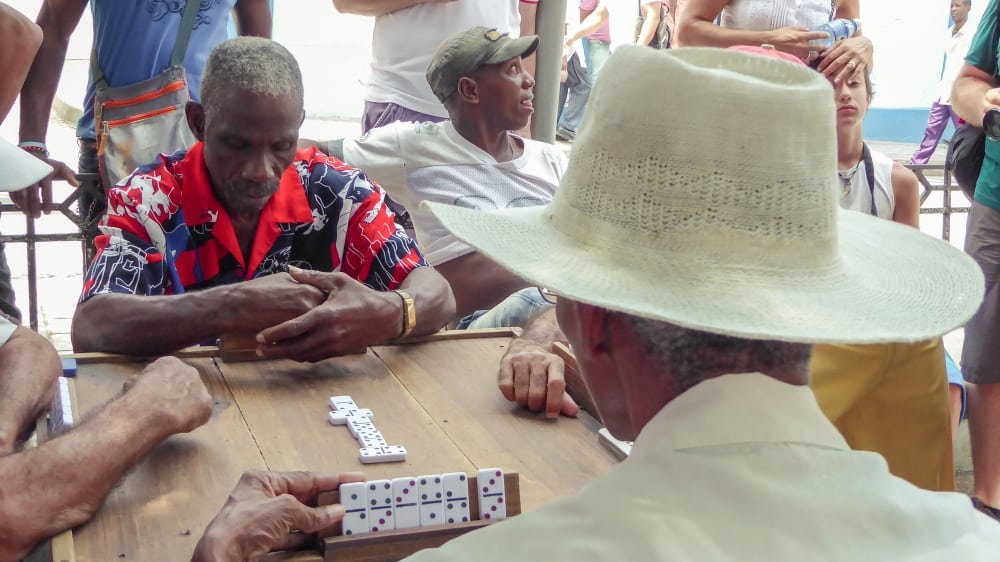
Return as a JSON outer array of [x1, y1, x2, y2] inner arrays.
[[80, 142, 427, 301]]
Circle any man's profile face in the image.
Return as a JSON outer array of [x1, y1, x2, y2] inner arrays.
[[472, 56, 535, 131], [951, 0, 970, 23], [201, 90, 302, 216]]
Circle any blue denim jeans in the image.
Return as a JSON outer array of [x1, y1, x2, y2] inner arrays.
[[456, 288, 552, 330], [557, 52, 592, 137]]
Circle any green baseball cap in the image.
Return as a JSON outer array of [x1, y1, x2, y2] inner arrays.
[[426, 26, 539, 103]]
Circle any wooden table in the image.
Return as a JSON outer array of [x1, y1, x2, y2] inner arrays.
[[56, 333, 616, 561]]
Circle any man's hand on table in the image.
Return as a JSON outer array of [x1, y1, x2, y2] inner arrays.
[[499, 339, 579, 419], [125, 356, 212, 433], [193, 470, 365, 562], [254, 267, 402, 362]]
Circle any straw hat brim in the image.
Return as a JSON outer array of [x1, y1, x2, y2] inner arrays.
[[424, 201, 984, 344]]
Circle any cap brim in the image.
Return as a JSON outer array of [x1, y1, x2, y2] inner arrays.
[[486, 35, 539, 65], [0, 139, 52, 192], [424, 200, 984, 345]]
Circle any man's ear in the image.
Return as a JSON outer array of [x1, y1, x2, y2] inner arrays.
[[185, 101, 206, 141], [456, 76, 479, 104], [573, 302, 611, 362]]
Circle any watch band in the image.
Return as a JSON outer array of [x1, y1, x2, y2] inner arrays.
[[394, 290, 416, 339]]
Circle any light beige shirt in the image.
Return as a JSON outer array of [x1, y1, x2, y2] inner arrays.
[[408, 373, 1000, 561]]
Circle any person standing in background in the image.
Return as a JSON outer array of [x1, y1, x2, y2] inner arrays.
[[910, 0, 973, 164]]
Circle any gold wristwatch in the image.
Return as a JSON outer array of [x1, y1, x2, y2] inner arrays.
[[394, 290, 416, 339]]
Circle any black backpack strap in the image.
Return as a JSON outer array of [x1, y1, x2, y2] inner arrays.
[[861, 142, 877, 216], [91, 0, 201, 88]]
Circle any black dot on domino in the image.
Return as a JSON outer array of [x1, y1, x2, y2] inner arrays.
[[459, 475, 466, 481], [462, 516, 469, 522], [448, 517, 455, 523], [430, 513, 437, 519], [384, 483, 390, 490], [350, 493, 358, 500], [461, 501, 467, 508]]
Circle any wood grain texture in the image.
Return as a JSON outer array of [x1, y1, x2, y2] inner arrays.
[[372, 338, 617, 513], [67, 346, 220, 364], [216, 352, 475, 480], [68, 359, 267, 562]]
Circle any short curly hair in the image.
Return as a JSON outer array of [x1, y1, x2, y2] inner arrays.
[[199, 37, 304, 117]]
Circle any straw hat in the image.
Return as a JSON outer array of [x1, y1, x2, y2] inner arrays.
[[0, 139, 52, 192], [424, 47, 984, 344]]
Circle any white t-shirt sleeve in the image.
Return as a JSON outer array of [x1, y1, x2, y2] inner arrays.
[[341, 123, 408, 199], [0, 316, 18, 348]]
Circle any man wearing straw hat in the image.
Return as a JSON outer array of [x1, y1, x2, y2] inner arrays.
[[0, 140, 213, 560], [192, 47, 1000, 558]]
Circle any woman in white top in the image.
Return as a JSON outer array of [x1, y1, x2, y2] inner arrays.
[[676, 0, 873, 85]]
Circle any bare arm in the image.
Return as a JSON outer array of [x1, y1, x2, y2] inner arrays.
[[0, 357, 211, 561], [233, 0, 273, 37], [834, 0, 859, 19], [331, 0, 454, 17], [891, 163, 920, 229], [0, 326, 60, 455], [953, 64, 996, 127], [675, 0, 826, 59], [519, 1, 537, 80], [0, 4, 42, 121], [71, 273, 325, 355], [566, 2, 607, 45], [635, 2, 661, 46], [434, 251, 531, 320], [18, 0, 87, 145]]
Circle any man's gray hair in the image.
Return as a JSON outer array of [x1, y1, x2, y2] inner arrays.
[[200, 37, 304, 116], [623, 315, 812, 393]]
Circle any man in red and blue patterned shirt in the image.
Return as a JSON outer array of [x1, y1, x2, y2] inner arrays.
[[72, 37, 455, 362]]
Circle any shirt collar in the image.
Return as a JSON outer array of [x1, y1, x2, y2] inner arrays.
[[630, 373, 849, 459], [180, 142, 314, 227]]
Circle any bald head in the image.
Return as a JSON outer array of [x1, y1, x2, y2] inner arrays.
[[200, 37, 304, 118]]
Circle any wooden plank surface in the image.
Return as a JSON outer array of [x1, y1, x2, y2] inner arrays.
[[372, 338, 617, 512], [69, 359, 268, 562], [216, 351, 475, 482]]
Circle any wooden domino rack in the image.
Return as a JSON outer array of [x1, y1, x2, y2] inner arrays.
[[317, 472, 521, 562]]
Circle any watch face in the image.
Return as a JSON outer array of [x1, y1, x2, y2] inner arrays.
[[985, 108, 1000, 141]]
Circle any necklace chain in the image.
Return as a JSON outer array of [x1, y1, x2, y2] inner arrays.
[[838, 161, 862, 196]]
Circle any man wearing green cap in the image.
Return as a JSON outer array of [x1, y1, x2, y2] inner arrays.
[[309, 26, 567, 330]]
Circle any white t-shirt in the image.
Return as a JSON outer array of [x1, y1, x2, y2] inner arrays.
[[366, 1, 521, 118], [342, 120, 567, 266], [606, 0, 661, 52], [939, 25, 973, 104], [721, 0, 832, 31], [839, 147, 895, 221]]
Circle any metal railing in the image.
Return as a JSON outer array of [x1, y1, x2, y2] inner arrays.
[[0, 172, 100, 331], [908, 163, 969, 242]]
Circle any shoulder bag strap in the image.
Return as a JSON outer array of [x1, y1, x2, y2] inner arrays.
[[861, 142, 877, 217], [91, 0, 201, 88]]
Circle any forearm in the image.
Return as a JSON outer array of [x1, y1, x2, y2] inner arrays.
[[676, 18, 774, 47], [331, 0, 432, 16], [953, 74, 993, 126], [434, 252, 530, 318], [234, 0, 273, 37], [18, 2, 82, 143], [71, 288, 243, 354], [636, 6, 660, 45], [0, 5, 42, 121], [397, 266, 454, 337], [0, 328, 60, 454], [568, 10, 605, 44], [0, 392, 176, 559], [511, 307, 565, 351]]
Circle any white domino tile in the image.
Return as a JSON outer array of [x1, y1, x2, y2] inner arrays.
[[391, 477, 420, 529], [417, 474, 445, 527], [367, 479, 395, 532], [441, 472, 471, 524], [347, 417, 377, 438], [359, 444, 406, 464], [339, 481, 369, 536], [329, 395, 357, 411], [476, 468, 507, 521], [328, 407, 373, 425]]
